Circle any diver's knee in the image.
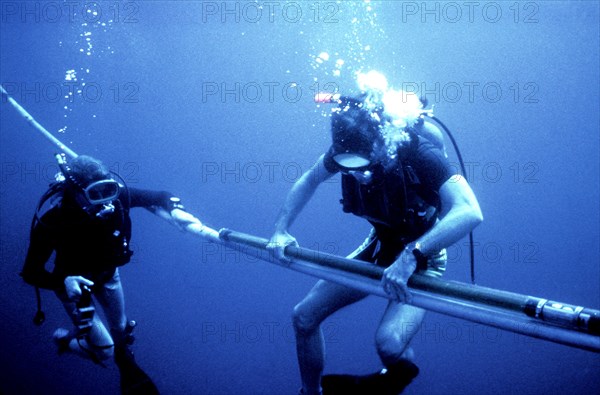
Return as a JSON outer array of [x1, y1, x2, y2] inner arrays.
[[93, 343, 115, 361], [79, 338, 115, 361], [292, 303, 320, 335], [375, 329, 407, 365]]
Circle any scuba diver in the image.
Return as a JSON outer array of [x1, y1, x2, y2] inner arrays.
[[20, 154, 202, 394], [268, 72, 483, 395]]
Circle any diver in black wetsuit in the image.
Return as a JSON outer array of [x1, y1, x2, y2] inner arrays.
[[21, 154, 201, 394], [268, 74, 483, 395]]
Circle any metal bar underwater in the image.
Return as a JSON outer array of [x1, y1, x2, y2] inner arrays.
[[185, 225, 599, 353], [1, 84, 78, 158]]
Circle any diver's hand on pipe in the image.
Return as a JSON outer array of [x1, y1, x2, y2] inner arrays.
[[382, 250, 417, 304], [267, 231, 298, 264], [170, 208, 202, 231], [64, 276, 94, 301], [152, 206, 201, 232]]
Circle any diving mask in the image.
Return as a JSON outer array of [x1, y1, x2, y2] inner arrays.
[[83, 179, 121, 205]]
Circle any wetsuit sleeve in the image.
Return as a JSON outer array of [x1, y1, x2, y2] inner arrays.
[[21, 214, 62, 290], [128, 187, 182, 211], [412, 138, 454, 192], [322, 146, 340, 174]]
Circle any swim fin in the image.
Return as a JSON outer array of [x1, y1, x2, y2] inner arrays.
[[321, 359, 419, 395], [115, 344, 160, 395]]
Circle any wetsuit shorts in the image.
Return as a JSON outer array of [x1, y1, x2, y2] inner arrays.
[[348, 229, 446, 278]]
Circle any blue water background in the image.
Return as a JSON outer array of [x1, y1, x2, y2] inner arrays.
[[1, 1, 599, 394]]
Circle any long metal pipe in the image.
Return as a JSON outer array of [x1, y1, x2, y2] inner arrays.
[[1, 84, 78, 158], [207, 227, 599, 353]]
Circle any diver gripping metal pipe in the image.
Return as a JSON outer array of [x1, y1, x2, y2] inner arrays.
[[1, 84, 78, 158], [214, 228, 600, 352]]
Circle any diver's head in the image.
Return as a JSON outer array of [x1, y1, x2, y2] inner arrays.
[[326, 71, 428, 173], [61, 155, 120, 215], [330, 96, 385, 172]]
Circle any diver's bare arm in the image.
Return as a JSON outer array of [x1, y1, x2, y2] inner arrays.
[[414, 175, 483, 255], [274, 154, 334, 233]]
